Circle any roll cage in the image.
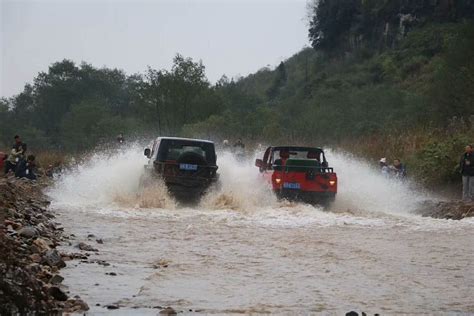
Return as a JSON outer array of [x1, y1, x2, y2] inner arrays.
[[256, 146, 333, 173]]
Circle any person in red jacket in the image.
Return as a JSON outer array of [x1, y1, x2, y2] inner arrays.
[[0, 152, 6, 173]]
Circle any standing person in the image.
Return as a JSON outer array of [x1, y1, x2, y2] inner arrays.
[[117, 133, 125, 144], [379, 158, 390, 177], [233, 138, 245, 149], [13, 135, 27, 154], [15, 155, 37, 180], [222, 139, 230, 150], [391, 158, 407, 179], [233, 138, 245, 160], [460, 145, 474, 201]]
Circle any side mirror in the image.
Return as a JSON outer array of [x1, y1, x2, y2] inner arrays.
[[144, 148, 151, 158], [255, 159, 264, 168], [322, 161, 328, 168]]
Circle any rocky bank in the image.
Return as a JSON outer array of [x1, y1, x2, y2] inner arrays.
[[0, 177, 88, 314], [415, 200, 474, 220]]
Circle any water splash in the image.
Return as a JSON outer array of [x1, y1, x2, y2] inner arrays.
[[47, 144, 147, 209], [328, 150, 435, 215], [200, 151, 277, 211], [47, 145, 435, 222]]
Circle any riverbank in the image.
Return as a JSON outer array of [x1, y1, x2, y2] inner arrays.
[[0, 177, 88, 314]]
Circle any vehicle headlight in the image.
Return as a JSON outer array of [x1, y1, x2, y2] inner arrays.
[[275, 178, 282, 184], [329, 180, 336, 186]]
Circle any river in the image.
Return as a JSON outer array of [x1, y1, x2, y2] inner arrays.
[[47, 147, 474, 314]]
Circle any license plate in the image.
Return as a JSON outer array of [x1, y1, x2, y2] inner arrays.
[[179, 163, 198, 171], [283, 182, 300, 189]]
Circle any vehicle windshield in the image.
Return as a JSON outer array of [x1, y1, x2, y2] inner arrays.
[[271, 148, 322, 163], [158, 139, 216, 165]]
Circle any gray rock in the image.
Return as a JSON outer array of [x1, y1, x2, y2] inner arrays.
[[17, 226, 38, 238], [49, 274, 64, 285], [44, 249, 66, 268], [77, 242, 98, 252], [48, 286, 68, 301]]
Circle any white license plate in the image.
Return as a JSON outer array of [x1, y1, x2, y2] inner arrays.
[[283, 182, 301, 189], [179, 163, 198, 171]]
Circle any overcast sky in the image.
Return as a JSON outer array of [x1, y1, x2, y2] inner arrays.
[[0, 0, 310, 98]]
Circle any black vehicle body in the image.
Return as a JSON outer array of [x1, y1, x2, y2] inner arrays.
[[142, 137, 219, 202]]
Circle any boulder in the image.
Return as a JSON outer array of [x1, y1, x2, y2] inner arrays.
[[48, 286, 68, 301], [49, 274, 65, 285], [17, 226, 38, 238], [44, 249, 66, 268], [33, 238, 52, 252], [77, 242, 98, 252]]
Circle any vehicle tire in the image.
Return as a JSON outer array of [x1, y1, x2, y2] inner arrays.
[[138, 168, 153, 190]]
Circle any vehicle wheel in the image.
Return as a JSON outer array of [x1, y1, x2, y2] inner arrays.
[[138, 170, 153, 190]]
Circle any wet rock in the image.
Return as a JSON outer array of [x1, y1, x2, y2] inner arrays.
[[346, 312, 358, 316], [64, 298, 89, 312], [160, 307, 177, 315], [30, 253, 42, 263], [106, 304, 120, 310], [96, 238, 104, 244], [33, 238, 52, 252], [77, 242, 99, 252], [17, 226, 38, 238], [87, 234, 95, 238], [416, 200, 474, 220], [44, 249, 66, 268], [49, 274, 65, 285], [106, 272, 117, 276], [48, 286, 68, 301]]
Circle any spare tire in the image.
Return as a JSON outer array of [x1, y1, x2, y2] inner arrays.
[[177, 151, 207, 166]]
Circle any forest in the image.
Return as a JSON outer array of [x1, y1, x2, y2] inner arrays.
[[1, 0, 473, 185]]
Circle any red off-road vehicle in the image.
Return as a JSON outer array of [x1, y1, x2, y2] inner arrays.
[[255, 146, 337, 206]]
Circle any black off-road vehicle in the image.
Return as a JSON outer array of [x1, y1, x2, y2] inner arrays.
[[141, 137, 219, 202]]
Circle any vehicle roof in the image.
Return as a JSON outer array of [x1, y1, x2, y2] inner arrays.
[[271, 146, 324, 152], [155, 136, 214, 144]]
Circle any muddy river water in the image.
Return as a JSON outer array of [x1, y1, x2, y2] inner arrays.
[[48, 148, 474, 314]]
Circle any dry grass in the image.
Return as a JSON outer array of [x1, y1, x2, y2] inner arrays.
[[34, 151, 70, 169]]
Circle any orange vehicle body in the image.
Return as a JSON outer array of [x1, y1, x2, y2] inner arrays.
[[256, 146, 337, 205]]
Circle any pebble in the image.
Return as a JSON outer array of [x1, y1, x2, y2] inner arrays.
[[77, 242, 99, 252]]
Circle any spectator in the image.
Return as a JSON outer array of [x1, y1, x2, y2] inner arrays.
[[460, 145, 474, 201], [13, 135, 27, 154], [233, 138, 245, 150], [117, 133, 125, 144], [222, 139, 230, 150], [391, 158, 407, 179], [379, 158, 390, 177], [233, 138, 245, 160], [4, 135, 27, 174], [15, 155, 37, 180]]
